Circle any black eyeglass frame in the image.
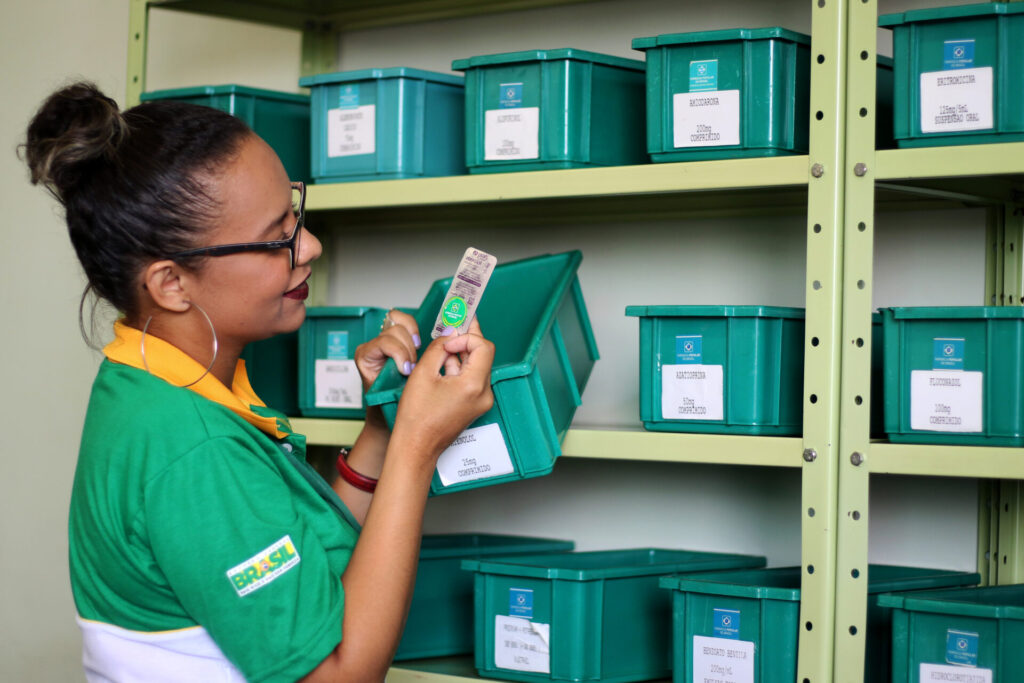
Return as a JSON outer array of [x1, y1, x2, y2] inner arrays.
[[166, 181, 306, 270]]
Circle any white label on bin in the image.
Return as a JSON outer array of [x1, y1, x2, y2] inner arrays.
[[910, 370, 983, 433], [314, 359, 362, 409], [919, 67, 993, 134], [693, 635, 754, 683], [661, 364, 724, 421], [484, 107, 539, 160], [435, 423, 514, 486], [919, 663, 992, 683], [327, 105, 375, 157], [673, 89, 740, 148], [494, 615, 550, 674]]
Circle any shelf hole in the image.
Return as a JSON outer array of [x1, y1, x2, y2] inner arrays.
[[818, 0, 825, 7], [857, 279, 866, 290], [811, 336, 820, 347], [813, 280, 822, 290], [855, 395, 863, 405], [807, 564, 815, 574], [816, 110, 824, 121], [851, 568, 860, 578], [808, 507, 816, 517], [804, 679, 811, 683], [133, 76, 139, 83], [850, 625, 858, 636], [1004, 555, 1009, 565], [134, 32, 140, 40], [860, 107, 868, 118], [861, 50, 869, 61], [1011, 295, 1015, 304], [856, 337, 864, 347], [813, 223, 822, 233], [810, 394, 818, 404], [1006, 503, 1011, 512], [1011, 243, 1015, 252], [817, 54, 825, 64], [852, 510, 861, 521], [858, 221, 867, 232], [805, 621, 813, 631]]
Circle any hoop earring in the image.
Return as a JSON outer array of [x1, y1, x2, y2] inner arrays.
[[141, 301, 219, 388]]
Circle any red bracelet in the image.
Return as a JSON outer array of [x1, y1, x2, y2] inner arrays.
[[335, 448, 378, 493]]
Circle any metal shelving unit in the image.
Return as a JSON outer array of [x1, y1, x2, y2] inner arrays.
[[126, 1, 1024, 681]]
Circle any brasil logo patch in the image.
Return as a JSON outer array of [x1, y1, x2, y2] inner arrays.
[[227, 535, 300, 597]]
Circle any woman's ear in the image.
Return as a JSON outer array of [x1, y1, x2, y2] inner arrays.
[[142, 260, 193, 313]]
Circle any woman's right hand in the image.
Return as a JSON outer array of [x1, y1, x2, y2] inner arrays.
[[391, 319, 495, 462]]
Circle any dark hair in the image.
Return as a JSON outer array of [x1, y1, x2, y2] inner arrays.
[[22, 81, 252, 326]]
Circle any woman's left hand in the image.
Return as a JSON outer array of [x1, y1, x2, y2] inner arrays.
[[353, 309, 421, 391]]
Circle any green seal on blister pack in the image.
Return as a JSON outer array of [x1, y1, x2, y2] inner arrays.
[[442, 296, 468, 327]]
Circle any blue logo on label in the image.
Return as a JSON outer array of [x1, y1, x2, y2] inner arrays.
[[689, 60, 719, 92], [499, 83, 523, 109], [944, 40, 975, 70], [327, 331, 349, 360], [509, 588, 533, 618], [338, 84, 360, 108], [676, 335, 703, 364], [945, 629, 979, 667], [933, 337, 965, 370], [713, 608, 741, 639]]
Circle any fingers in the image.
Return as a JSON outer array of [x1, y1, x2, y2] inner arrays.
[[386, 309, 421, 350], [441, 330, 495, 383]]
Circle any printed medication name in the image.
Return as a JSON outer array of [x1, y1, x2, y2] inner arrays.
[[930, 377, 961, 387], [936, 74, 976, 86], [676, 370, 707, 380], [926, 673, 988, 683]]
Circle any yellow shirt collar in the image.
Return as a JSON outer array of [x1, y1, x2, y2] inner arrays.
[[103, 321, 290, 439]]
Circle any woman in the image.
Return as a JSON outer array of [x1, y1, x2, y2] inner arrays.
[[24, 82, 494, 682]]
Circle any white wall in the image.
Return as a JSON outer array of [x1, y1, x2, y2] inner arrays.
[[0, 1, 992, 680]]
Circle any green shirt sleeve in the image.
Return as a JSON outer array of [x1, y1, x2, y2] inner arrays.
[[142, 436, 346, 682]]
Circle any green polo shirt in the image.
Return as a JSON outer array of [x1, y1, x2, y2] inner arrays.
[[70, 336, 359, 682]]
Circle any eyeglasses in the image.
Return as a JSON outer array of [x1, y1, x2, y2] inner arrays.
[[167, 182, 306, 270]]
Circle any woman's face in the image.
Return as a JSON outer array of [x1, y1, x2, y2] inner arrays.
[[190, 134, 322, 346]]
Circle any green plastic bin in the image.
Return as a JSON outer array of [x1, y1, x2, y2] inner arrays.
[[452, 49, 647, 174], [298, 306, 389, 419], [880, 3, 1024, 148], [632, 28, 895, 162], [879, 584, 1024, 683], [625, 306, 805, 435], [241, 332, 299, 415], [882, 306, 1024, 446], [366, 251, 599, 496], [662, 565, 980, 683], [462, 548, 767, 683], [140, 85, 310, 182], [299, 67, 465, 182], [395, 534, 574, 661]]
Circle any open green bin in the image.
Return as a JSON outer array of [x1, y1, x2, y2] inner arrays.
[[452, 49, 647, 174], [879, 584, 1024, 683], [395, 534, 574, 661], [626, 306, 805, 435], [462, 548, 766, 683], [140, 85, 310, 182], [299, 67, 465, 182], [298, 306, 389, 419], [632, 28, 894, 162], [661, 565, 980, 683], [366, 251, 598, 496], [880, 3, 1024, 148], [881, 306, 1024, 446]]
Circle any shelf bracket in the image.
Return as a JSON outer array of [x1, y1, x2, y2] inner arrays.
[[126, 0, 150, 107]]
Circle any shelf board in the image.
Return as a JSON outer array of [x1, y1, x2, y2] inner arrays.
[[875, 143, 1024, 205], [388, 656, 670, 682], [308, 157, 809, 210], [149, 0, 601, 30], [291, 418, 803, 468], [870, 442, 1024, 479]]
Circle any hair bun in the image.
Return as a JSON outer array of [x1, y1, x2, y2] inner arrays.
[[23, 81, 128, 200]]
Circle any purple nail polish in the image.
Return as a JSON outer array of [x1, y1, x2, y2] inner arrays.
[[412, 333, 421, 348], [441, 326, 456, 337], [403, 360, 412, 375]]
